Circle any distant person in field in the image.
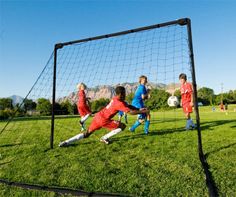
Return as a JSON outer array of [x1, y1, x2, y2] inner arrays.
[[77, 83, 92, 131], [225, 103, 228, 110], [224, 103, 228, 115], [179, 73, 196, 130], [129, 75, 151, 134], [118, 111, 128, 124], [220, 103, 224, 112], [59, 86, 149, 147]]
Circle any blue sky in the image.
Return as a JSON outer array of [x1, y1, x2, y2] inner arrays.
[[0, 0, 236, 97]]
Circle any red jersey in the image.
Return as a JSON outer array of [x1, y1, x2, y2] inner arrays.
[[180, 82, 192, 105], [78, 90, 87, 107], [96, 96, 130, 122]]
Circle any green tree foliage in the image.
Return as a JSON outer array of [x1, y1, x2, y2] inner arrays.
[[91, 98, 110, 112], [215, 90, 236, 105], [0, 98, 14, 120], [145, 89, 171, 110], [0, 98, 13, 110], [73, 103, 78, 115], [36, 98, 52, 115], [126, 93, 134, 104], [197, 87, 214, 105], [174, 89, 181, 98], [23, 99, 37, 112], [60, 100, 74, 115]]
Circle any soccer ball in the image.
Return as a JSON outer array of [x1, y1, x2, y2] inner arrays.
[[167, 96, 179, 107]]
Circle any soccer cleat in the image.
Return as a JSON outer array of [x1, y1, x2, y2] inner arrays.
[[129, 127, 135, 132], [100, 138, 110, 145], [191, 124, 197, 129], [129, 120, 141, 132], [144, 120, 150, 134], [59, 141, 69, 147], [144, 130, 149, 135]]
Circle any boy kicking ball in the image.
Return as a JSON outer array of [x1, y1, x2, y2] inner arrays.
[[59, 86, 149, 147]]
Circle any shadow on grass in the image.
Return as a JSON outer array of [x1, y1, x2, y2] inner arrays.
[[0, 161, 12, 166], [113, 127, 187, 142], [200, 120, 236, 131], [0, 143, 22, 148], [205, 142, 236, 158]]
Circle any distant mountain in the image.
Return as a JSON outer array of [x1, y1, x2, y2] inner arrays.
[[9, 95, 24, 106], [57, 82, 180, 104]]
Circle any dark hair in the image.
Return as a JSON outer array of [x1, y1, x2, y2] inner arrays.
[[115, 86, 125, 95], [139, 75, 147, 83], [179, 73, 187, 80]]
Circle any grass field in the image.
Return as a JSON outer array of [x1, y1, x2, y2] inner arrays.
[[0, 105, 235, 196]]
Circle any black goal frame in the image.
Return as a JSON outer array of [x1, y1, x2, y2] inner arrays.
[[50, 18, 218, 196]]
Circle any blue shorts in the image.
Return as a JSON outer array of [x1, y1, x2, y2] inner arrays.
[[138, 113, 146, 120]]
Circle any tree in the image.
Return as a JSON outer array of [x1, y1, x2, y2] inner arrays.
[[174, 89, 181, 99], [23, 99, 37, 112], [126, 92, 134, 104], [145, 89, 171, 110], [60, 100, 74, 115], [91, 98, 110, 112], [36, 98, 51, 115], [197, 87, 214, 105], [0, 98, 13, 110]]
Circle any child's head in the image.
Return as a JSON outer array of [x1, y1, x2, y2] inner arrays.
[[77, 83, 87, 90], [179, 73, 187, 85], [115, 86, 126, 101], [139, 75, 148, 85]]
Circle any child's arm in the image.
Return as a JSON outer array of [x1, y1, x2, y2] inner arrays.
[[141, 88, 151, 100], [128, 108, 149, 115], [190, 84, 194, 107]]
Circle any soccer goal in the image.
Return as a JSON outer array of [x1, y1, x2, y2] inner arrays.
[[0, 18, 217, 196], [49, 18, 201, 148]]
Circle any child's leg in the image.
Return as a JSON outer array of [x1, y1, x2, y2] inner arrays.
[[59, 130, 92, 147], [124, 113, 128, 124], [130, 114, 144, 132], [144, 112, 151, 134], [100, 121, 126, 144], [185, 113, 195, 129], [60, 117, 99, 147], [80, 113, 91, 131], [81, 113, 90, 123]]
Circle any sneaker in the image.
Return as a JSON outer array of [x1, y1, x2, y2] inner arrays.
[[129, 127, 135, 132], [100, 138, 110, 145], [59, 141, 69, 147], [144, 130, 149, 135]]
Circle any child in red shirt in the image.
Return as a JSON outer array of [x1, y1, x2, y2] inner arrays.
[[59, 86, 149, 146], [179, 73, 196, 130], [77, 83, 92, 131]]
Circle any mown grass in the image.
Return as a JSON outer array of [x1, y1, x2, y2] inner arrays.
[[0, 105, 235, 196]]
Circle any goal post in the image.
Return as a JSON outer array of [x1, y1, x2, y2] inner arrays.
[[50, 18, 201, 149]]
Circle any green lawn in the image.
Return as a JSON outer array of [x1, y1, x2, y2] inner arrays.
[[0, 105, 235, 196]]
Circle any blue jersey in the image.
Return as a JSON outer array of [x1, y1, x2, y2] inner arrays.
[[132, 84, 147, 108]]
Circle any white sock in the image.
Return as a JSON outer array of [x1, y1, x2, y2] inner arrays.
[[66, 133, 84, 144], [81, 114, 90, 123], [101, 128, 122, 140]]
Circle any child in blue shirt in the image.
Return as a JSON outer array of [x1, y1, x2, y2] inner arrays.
[[130, 75, 150, 134]]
